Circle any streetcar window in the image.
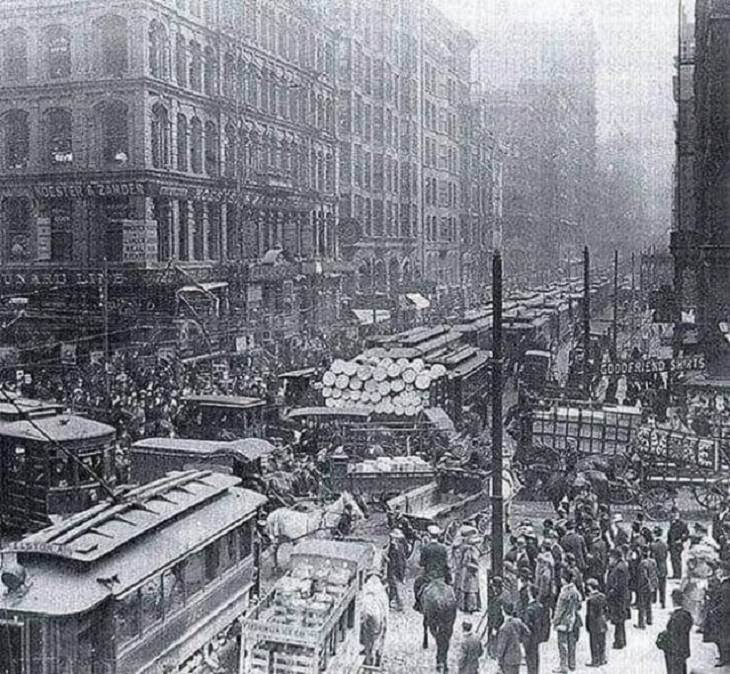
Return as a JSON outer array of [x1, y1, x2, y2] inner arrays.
[[238, 520, 253, 559], [161, 562, 186, 616], [219, 530, 238, 572], [204, 540, 220, 581], [50, 453, 74, 487], [79, 452, 104, 484], [185, 550, 206, 597], [140, 576, 164, 630], [115, 590, 141, 647], [9, 444, 25, 475]]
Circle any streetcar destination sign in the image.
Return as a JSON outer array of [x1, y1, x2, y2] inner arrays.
[[600, 354, 706, 377]]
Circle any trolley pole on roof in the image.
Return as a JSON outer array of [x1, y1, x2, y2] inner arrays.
[[490, 248, 504, 580], [583, 246, 591, 393]]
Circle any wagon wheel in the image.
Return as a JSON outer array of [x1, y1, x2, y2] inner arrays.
[[692, 481, 729, 511], [640, 486, 676, 521], [608, 480, 637, 506]]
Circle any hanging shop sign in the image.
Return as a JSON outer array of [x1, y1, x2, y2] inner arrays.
[[599, 354, 706, 377]]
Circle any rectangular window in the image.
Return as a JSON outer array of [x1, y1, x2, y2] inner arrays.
[[3, 196, 32, 262], [374, 153, 383, 191], [239, 520, 253, 559], [364, 152, 371, 190], [115, 591, 141, 648], [185, 549, 207, 598], [140, 576, 164, 630]]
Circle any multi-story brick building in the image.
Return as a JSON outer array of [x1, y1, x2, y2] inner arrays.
[[330, 0, 476, 306], [0, 0, 342, 355]]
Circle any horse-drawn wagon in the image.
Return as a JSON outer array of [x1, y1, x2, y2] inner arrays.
[[385, 468, 517, 554], [239, 540, 377, 674]]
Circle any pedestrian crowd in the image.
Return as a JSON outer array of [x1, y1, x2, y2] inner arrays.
[[385, 482, 730, 674]]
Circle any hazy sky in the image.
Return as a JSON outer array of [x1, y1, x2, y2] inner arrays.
[[432, 0, 680, 226]]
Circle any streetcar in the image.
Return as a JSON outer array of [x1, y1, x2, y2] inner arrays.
[[0, 469, 267, 674], [0, 394, 116, 533]]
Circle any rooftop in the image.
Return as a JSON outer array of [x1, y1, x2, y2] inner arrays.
[[0, 414, 114, 443]]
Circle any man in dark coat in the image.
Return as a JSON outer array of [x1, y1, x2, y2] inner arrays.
[[523, 583, 548, 674], [386, 529, 408, 611], [419, 525, 452, 583], [651, 525, 669, 609], [636, 545, 659, 629], [606, 547, 630, 650], [667, 507, 690, 579], [496, 601, 530, 674], [706, 561, 730, 667], [585, 578, 608, 667], [561, 521, 588, 572], [662, 588, 693, 674], [457, 620, 483, 674]]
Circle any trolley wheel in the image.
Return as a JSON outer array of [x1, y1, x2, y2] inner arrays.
[[640, 486, 676, 521], [443, 520, 460, 545], [608, 480, 637, 506]]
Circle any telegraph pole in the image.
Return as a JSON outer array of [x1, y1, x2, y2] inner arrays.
[[103, 256, 111, 403], [613, 249, 619, 358], [490, 249, 504, 580], [583, 246, 591, 392]]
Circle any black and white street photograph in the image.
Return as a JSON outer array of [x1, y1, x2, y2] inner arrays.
[[0, 0, 727, 673]]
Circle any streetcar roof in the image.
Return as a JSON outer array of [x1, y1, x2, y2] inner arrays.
[[182, 394, 266, 409], [1, 471, 266, 616], [131, 437, 275, 461], [0, 414, 115, 442]]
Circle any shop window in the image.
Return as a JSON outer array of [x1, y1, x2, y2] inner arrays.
[[189, 41, 202, 91], [98, 101, 129, 165], [190, 117, 202, 173], [46, 108, 73, 165], [98, 15, 128, 76], [205, 121, 218, 175], [176, 114, 188, 171], [4, 109, 29, 169], [178, 202, 189, 260], [175, 33, 187, 86], [162, 562, 186, 615], [140, 576, 164, 630], [115, 591, 141, 648], [204, 46, 217, 96], [48, 199, 73, 262], [153, 198, 172, 261], [151, 104, 170, 169], [193, 202, 204, 259], [148, 20, 170, 80], [103, 197, 131, 262], [2, 28, 28, 82], [2, 196, 31, 262], [47, 28, 71, 79]]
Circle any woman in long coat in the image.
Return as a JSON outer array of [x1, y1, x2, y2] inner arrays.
[[458, 535, 482, 613]]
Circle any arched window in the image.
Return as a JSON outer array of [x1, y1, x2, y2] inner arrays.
[[97, 15, 128, 76], [224, 122, 236, 177], [289, 87, 298, 121], [175, 33, 187, 86], [4, 110, 29, 169], [260, 69, 269, 112], [189, 41, 202, 91], [98, 101, 129, 165], [176, 114, 188, 171], [325, 99, 334, 134], [151, 104, 170, 168], [203, 46, 217, 96], [47, 27, 71, 79], [46, 108, 73, 164], [223, 52, 235, 97], [148, 20, 170, 79], [190, 117, 202, 173], [205, 121, 218, 175], [2, 29, 28, 82]]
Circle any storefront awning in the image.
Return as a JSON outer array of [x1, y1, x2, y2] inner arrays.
[[405, 293, 431, 310], [352, 309, 391, 325]]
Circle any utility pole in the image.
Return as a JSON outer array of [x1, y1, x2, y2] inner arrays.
[[631, 251, 636, 339], [102, 256, 111, 403], [583, 246, 591, 393], [490, 249, 504, 580], [613, 249, 619, 358]]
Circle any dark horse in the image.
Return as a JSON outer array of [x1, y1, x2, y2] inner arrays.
[[414, 577, 458, 673]]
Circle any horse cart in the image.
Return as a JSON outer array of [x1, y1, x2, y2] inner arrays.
[[239, 540, 376, 674], [385, 468, 517, 555]]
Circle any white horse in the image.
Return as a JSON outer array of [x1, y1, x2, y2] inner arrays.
[[360, 573, 389, 667], [264, 491, 365, 566]]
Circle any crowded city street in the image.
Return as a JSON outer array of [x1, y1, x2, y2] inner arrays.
[[1, 0, 729, 673]]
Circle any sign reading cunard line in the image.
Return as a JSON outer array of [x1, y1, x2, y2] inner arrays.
[[599, 354, 706, 377]]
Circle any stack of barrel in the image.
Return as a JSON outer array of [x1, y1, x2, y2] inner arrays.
[[321, 351, 447, 416]]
